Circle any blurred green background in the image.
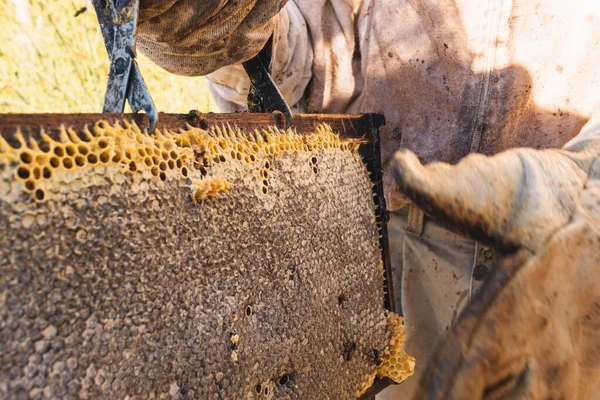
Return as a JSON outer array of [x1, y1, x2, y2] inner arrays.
[[0, 0, 216, 113]]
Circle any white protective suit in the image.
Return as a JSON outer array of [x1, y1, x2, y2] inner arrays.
[[395, 111, 600, 399], [135, 0, 600, 397], [201, 1, 600, 398]]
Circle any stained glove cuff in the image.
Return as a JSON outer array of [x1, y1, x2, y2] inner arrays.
[[136, 0, 287, 76]]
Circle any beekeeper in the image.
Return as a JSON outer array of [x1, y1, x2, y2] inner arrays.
[[135, 1, 600, 397]]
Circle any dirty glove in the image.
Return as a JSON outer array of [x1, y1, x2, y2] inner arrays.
[[393, 114, 600, 400], [136, 0, 287, 76]]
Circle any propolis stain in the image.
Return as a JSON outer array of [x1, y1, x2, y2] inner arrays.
[[0, 120, 413, 399]]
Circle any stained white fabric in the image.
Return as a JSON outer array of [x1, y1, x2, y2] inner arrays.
[[207, 0, 600, 211]]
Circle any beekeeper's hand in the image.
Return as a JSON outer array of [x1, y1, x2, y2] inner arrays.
[[394, 115, 600, 399], [136, 0, 287, 76]]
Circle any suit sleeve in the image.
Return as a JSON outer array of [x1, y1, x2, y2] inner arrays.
[[206, 1, 314, 112]]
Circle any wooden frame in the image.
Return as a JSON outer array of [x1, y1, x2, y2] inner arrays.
[[0, 111, 394, 398]]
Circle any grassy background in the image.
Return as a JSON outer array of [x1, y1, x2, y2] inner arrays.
[[0, 0, 216, 113]]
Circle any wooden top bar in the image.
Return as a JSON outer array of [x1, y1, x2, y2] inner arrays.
[[0, 112, 385, 142]]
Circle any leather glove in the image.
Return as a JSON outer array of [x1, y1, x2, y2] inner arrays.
[[136, 0, 287, 76], [393, 115, 600, 399]]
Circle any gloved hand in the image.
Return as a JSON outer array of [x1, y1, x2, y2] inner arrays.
[[136, 0, 287, 76], [393, 115, 600, 399]]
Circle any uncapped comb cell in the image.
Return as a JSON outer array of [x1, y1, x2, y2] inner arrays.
[[0, 120, 412, 399]]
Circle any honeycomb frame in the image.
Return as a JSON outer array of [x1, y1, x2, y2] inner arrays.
[[0, 112, 411, 399]]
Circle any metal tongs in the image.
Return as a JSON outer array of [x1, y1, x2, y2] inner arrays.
[[92, 1, 292, 132], [242, 36, 293, 129], [92, 0, 158, 132]]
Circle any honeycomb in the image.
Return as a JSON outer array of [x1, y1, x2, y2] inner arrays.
[[357, 314, 416, 397], [0, 120, 410, 399]]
